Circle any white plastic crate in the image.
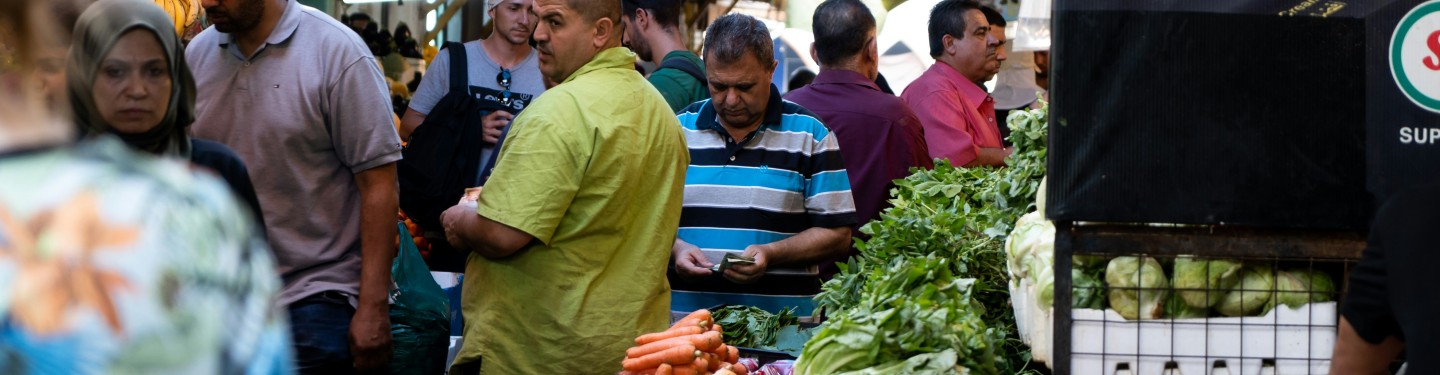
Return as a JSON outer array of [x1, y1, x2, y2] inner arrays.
[[1070, 302, 1337, 375]]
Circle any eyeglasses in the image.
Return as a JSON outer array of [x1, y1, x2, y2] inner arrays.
[[496, 68, 512, 106]]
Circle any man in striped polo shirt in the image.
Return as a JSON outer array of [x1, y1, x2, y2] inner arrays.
[[670, 13, 858, 315]]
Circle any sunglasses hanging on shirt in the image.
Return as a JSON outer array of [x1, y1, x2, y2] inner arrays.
[[495, 68, 512, 106]]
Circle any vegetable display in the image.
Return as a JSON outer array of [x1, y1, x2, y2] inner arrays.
[[804, 100, 1051, 374], [710, 305, 811, 356], [796, 256, 1001, 374], [619, 309, 748, 375]]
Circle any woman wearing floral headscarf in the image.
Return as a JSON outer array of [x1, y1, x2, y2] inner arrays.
[[0, 0, 289, 373]]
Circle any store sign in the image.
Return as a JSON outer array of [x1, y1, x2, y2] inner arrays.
[[1391, 0, 1440, 113]]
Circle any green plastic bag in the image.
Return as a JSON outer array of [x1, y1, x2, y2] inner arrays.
[[389, 222, 452, 375]]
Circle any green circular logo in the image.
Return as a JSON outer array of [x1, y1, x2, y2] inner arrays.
[[1392, 0, 1440, 113]]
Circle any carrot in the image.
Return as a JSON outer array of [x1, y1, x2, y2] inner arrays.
[[677, 309, 713, 325], [728, 362, 748, 375], [710, 324, 723, 335], [669, 317, 710, 332], [710, 344, 729, 359], [691, 357, 708, 374], [670, 309, 713, 330], [672, 365, 697, 375], [622, 345, 699, 372], [727, 345, 739, 363], [627, 331, 723, 358], [703, 352, 723, 371], [656, 364, 673, 375], [636, 325, 705, 345]]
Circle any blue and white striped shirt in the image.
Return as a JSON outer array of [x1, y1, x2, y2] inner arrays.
[[669, 85, 857, 314]]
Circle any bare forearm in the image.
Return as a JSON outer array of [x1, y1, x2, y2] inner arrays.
[[1331, 317, 1402, 375], [965, 147, 1010, 167], [355, 164, 399, 310], [447, 205, 533, 259], [763, 226, 851, 267], [399, 109, 425, 140]]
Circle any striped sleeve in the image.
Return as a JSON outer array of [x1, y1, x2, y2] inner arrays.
[[803, 122, 857, 228]]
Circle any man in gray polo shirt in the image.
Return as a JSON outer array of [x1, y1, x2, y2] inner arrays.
[[188, 0, 403, 372]]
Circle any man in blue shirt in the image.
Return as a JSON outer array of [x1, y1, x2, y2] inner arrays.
[[670, 13, 857, 315]]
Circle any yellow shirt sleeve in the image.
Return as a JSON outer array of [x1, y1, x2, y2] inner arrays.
[[476, 110, 591, 245]]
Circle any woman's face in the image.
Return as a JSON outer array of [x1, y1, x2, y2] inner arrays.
[[92, 29, 170, 133]]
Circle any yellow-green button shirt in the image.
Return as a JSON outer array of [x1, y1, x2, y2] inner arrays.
[[453, 47, 690, 374]]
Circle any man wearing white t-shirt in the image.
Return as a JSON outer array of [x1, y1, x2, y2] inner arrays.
[[400, 0, 547, 163]]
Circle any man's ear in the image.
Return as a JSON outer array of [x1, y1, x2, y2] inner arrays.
[[942, 34, 958, 57], [634, 8, 649, 32], [594, 17, 615, 48], [865, 36, 878, 62], [809, 43, 818, 65]]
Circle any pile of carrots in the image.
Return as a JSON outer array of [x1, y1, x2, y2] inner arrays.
[[620, 309, 750, 375]]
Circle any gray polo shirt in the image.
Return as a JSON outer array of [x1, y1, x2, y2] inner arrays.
[[187, 0, 403, 306]]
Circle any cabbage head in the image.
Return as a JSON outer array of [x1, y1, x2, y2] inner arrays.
[[1215, 266, 1274, 317], [1266, 269, 1335, 312], [1172, 258, 1243, 308], [1164, 292, 1208, 319], [1105, 256, 1168, 320], [1005, 211, 1049, 280]]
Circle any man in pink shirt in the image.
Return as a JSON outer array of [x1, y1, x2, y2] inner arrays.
[[902, 0, 1010, 167]]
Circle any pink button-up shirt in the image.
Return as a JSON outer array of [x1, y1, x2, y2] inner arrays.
[[901, 62, 1003, 166]]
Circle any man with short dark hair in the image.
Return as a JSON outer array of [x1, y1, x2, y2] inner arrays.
[[188, 0, 401, 372], [670, 13, 857, 315], [786, 0, 932, 274], [437, 0, 689, 371], [622, 0, 709, 112], [978, 5, 1008, 80], [902, 0, 1010, 167]]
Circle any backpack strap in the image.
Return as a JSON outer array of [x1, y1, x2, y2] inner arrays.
[[658, 56, 707, 84], [444, 42, 469, 95]]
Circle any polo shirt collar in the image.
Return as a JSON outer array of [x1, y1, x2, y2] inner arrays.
[[218, 0, 302, 49], [930, 62, 990, 110], [811, 69, 880, 92], [561, 47, 636, 85]]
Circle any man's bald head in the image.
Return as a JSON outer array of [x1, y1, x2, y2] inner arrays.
[[566, 0, 621, 27]]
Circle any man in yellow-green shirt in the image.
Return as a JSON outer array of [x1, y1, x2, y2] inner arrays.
[[437, 0, 689, 372]]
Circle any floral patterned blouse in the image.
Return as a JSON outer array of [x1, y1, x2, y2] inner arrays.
[[0, 137, 292, 374]]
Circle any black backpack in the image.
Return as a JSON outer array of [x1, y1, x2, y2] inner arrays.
[[398, 43, 508, 235]]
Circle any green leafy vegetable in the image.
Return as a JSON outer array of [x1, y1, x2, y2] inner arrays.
[[712, 305, 798, 349], [1071, 267, 1107, 309], [806, 99, 1050, 374], [796, 256, 1001, 375]]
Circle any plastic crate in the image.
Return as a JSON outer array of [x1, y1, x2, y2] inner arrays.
[[1047, 224, 1363, 375]]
